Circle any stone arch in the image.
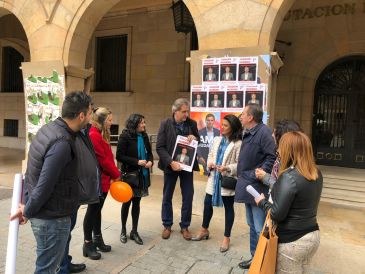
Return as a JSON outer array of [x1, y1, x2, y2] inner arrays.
[[0, 38, 30, 60], [278, 45, 365, 135], [258, 0, 295, 50], [0, 2, 30, 48], [63, 0, 199, 67]]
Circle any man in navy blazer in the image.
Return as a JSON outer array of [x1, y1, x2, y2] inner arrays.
[[197, 114, 220, 175], [156, 98, 200, 241], [235, 103, 276, 269]]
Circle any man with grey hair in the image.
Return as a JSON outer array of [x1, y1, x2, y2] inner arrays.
[[156, 98, 200, 241], [235, 103, 276, 269]]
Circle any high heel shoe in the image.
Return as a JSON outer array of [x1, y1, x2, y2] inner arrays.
[[219, 237, 230, 253], [130, 231, 143, 245], [191, 230, 210, 241]]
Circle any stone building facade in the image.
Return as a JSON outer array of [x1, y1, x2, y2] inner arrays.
[[0, 0, 364, 171]]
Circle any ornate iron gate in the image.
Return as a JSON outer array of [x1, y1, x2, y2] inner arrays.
[[313, 56, 365, 168]]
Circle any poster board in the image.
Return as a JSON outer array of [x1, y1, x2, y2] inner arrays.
[[172, 135, 198, 172], [192, 55, 272, 174], [21, 61, 66, 152]]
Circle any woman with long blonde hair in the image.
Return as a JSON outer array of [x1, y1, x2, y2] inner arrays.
[[83, 107, 120, 260], [255, 131, 323, 274]]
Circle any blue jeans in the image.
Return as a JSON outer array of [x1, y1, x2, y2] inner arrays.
[[59, 209, 78, 274], [30, 217, 71, 274], [162, 171, 194, 229], [245, 204, 266, 257]]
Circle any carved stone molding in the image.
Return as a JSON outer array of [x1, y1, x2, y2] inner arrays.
[[38, 0, 61, 23]]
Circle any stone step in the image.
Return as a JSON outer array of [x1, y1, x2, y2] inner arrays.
[[320, 169, 365, 208], [323, 181, 365, 192], [320, 196, 365, 208], [321, 187, 365, 202], [323, 177, 365, 189]]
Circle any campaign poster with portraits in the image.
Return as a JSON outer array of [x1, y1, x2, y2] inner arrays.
[[172, 135, 198, 172], [238, 56, 258, 83], [226, 85, 244, 110], [208, 85, 225, 109], [191, 85, 208, 110], [190, 112, 221, 175], [244, 84, 267, 110], [192, 55, 272, 173], [22, 61, 65, 152], [202, 58, 220, 83], [220, 57, 238, 82]]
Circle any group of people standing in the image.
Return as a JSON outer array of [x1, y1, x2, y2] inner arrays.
[[10, 92, 323, 274]]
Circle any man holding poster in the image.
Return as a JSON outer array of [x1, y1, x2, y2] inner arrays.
[[156, 98, 200, 241]]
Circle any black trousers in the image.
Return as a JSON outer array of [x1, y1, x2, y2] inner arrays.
[[161, 170, 194, 229], [202, 193, 235, 237], [121, 196, 142, 233], [83, 192, 107, 241]]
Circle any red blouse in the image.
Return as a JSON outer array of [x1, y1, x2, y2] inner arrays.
[[89, 126, 120, 193]]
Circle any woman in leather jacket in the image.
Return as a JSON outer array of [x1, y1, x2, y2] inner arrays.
[[255, 131, 323, 274], [116, 114, 153, 245]]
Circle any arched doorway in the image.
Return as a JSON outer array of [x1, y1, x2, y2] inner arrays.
[[312, 56, 365, 168]]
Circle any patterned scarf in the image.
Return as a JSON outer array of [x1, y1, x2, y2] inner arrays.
[[137, 134, 149, 187], [212, 137, 229, 207], [271, 154, 281, 180]]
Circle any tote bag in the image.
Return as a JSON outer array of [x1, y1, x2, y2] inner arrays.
[[248, 210, 278, 274]]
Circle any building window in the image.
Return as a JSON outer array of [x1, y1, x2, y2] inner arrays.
[[4, 119, 19, 137], [110, 124, 119, 146], [1, 47, 24, 93], [95, 35, 128, 92]]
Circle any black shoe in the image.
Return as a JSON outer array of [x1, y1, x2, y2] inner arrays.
[[238, 258, 252, 269], [83, 241, 101, 260], [120, 231, 127, 244], [130, 231, 143, 245], [93, 234, 111, 252], [69, 263, 86, 273]]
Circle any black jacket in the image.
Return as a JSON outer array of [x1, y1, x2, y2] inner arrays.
[[24, 117, 79, 219], [259, 167, 323, 241], [116, 130, 153, 173], [75, 124, 101, 204], [156, 117, 200, 172]]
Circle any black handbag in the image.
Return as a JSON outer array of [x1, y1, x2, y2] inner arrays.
[[121, 170, 140, 188], [221, 176, 237, 190]]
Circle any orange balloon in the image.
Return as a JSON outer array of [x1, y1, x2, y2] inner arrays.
[[109, 181, 133, 202]]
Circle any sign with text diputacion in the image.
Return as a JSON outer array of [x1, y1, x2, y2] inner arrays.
[[192, 55, 271, 175]]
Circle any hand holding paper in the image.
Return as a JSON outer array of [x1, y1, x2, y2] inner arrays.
[[246, 185, 260, 198]]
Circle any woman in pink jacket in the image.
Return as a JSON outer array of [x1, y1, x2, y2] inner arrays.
[[83, 107, 120, 260]]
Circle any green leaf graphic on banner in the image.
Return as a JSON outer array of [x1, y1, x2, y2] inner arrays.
[[48, 70, 59, 83], [28, 75, 37, 83]]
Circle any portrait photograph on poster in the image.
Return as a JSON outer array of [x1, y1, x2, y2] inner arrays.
[[245, 89, 264, 108], [192, 92, 207, 108], [209, 91, 225, 108], [226, 90, 244, 109], [239, 64, 257, 82], [203, 65, 219, 82], [190, 112, 221, 175], [172, 135, 198, 172], [220, 63, 237, 81]]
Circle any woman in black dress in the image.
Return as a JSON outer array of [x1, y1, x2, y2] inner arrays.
[[116, 114, 153, 245]]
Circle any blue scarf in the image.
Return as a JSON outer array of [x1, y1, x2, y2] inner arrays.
[[137, 134, 149, 187], [212, 137, 229, 207]]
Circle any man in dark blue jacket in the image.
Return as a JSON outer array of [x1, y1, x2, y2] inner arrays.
[[235, 104, 276, 269], [59, 123, 101, 273], [10, 91, 92, 274]]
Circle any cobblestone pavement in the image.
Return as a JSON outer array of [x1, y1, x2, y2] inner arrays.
[[0, 148, 365, 274]]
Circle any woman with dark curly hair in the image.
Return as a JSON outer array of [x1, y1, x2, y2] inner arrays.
[[192, 114, 242, 253], [116, 114, 153, 245]]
